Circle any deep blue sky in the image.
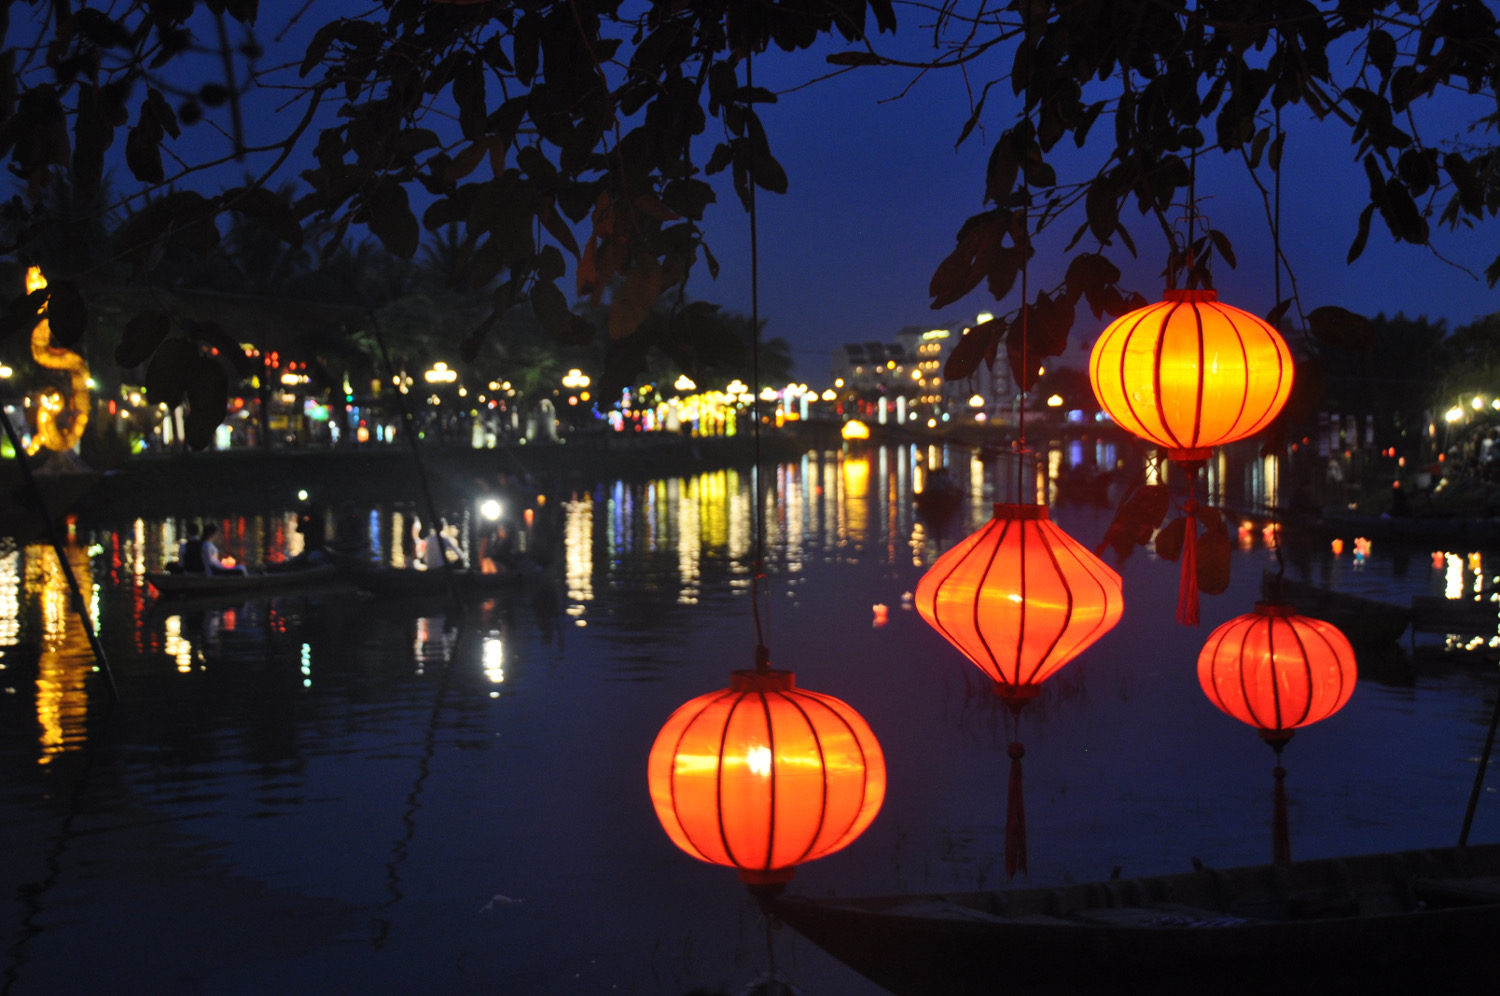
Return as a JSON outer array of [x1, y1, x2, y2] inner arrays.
[[74, 4, 1500, 382]]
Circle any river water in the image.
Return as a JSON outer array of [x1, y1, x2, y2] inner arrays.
[[2, 441, 1499, 994]]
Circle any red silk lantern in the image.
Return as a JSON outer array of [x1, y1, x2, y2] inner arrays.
[[648, 667, 885, 889], [916, 503, 1124, 694], [1198, 601, 1358, 865], [916, 502, 1124, 874], [1089, 289, 1294, 626], [1088, 289, 1294, 462]]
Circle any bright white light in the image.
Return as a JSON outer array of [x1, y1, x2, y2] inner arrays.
[[1047, 394, 1064, 407], [424, 362, 458, 384], [480, 499, 502, 521], [968, 394, 985, 408], [746, 745, 772, 777], [562, 368, 590, 388], [821, 389, 837, 401], [1446, 407, 1465, 422], [759, 386, 778, 401], [725, 379, 748, 395], [1474, 396, 1486, 410], [673, 374, 696, 392], [297, 489, 309, 501]]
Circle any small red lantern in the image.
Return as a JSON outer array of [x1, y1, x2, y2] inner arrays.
[[916, 502, 1123, 874], [648, 667, 885, 890], [1088, 289, 1294, 625], [1198, 601, 1357, 865]]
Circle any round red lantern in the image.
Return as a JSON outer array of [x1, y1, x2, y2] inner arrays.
[[1088, 288, 1294, 464], [1197, 601, 1357, 734], [916, 502, 1123, 874], [648, 667, 885, 887], [916, 503, 1124, 696], [1198, 601, 1357, 865]]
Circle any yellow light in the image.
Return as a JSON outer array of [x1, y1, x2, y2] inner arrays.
[[821, 389, 837, 401], [976, 312, 994, 323], [673, 375, 696, 392], [23, 266, 90, 454], [1474, 396, 1486, 411], [1446, 407, 1465, 422], [562, 368, 590, 388], [969, 394, 985, 408], [841, 420, 870, 440], [425, 363, 458, 384], [580, 391, 590, 402], [926, 418, 937, 428], [759, 387, 778, 402], [835, 378, 845, 388], [726, 379, 748, 395], [1047, 394, 1064, 407], [912, 370, 922, 380]]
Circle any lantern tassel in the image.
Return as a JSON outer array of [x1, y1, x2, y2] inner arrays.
[[1005, 741, 1027, 877], [1267, 735, 1292, 867], [1272, 763, 1290, 867], [1177, 498, 1199, 626]]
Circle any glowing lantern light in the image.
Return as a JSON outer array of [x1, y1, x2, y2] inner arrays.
[[1331, 539, 1344, 556], [1198, 602, 1357, 865], [648, 667, 885, 889], [841, 420, 870, 441], [1089, 288, 1293, 624], [916, 502, 1123, 874], [24, 266, 91, 454], [1432, 551, 1446, 570], [1089, 289, 1293, 463]]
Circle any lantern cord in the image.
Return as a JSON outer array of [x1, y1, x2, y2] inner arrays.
[[746, 47, 770, 672], [1268, 95, 1289, 593], [1267, 735, 1292, 868], [1013, 0, 1032, 505]]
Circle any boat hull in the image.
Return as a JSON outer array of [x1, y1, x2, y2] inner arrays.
[[775, 844, 1500, 995]]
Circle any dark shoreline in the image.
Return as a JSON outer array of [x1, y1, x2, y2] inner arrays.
[[73, 429, 817, 520]]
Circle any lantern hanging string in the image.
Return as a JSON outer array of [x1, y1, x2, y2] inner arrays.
[[746, 47, 770, 673], [1004, 0, 1036, 877], [1267, 86, 1289, 599]]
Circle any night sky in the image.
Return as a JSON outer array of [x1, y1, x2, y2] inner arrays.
[[63, 5, 1500, 381]]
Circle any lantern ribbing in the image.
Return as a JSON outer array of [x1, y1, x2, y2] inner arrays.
[[1088, 289, 1293, 461], [648, 668, 886, 882]]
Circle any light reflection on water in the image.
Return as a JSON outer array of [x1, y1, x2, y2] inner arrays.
[[1, 442, 1499, 994]]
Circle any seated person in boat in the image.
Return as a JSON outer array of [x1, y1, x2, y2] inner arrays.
[[478, 520, 519, 574], [184, 523, 248, 576], [164, 522, 200, 574], [420, 519, 466, 570], [285, 506, 329, 567]]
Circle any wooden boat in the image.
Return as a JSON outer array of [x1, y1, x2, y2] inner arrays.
[[774, 843, 1500, 995], [148, 563, 346, 598], [346, 562, 525, 598], [1261, 573, 1412, 648]]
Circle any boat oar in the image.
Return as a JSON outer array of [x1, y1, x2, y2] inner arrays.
[[368, 316, 464, 611], [0, 409, 116, 699], [1459, 680, 1500, 847]]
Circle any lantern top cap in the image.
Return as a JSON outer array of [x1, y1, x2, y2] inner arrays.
[[1163, 288, 1219, 303], [992, 502, 1050, 521], [731, 668, 795, 692], [1252, 600, 1299, 618]]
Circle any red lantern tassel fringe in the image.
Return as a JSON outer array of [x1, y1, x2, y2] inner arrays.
[[1005, 741, 1027, 877], [1177, 498, 1199, 626], [1271, 762, 1290, 867]]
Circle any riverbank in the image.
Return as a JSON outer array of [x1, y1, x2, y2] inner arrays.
[[70, 429, 810, 519]]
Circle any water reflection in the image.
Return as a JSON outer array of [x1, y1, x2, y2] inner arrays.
[[7, 442, 1500, 995]]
